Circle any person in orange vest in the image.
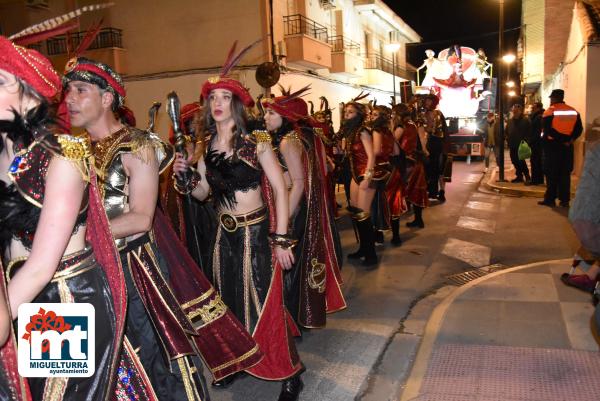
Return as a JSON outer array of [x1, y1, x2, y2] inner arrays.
[[538, 89, 583, 208]]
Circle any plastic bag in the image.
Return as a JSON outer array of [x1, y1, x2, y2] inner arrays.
[[518, 140, 531, 160]]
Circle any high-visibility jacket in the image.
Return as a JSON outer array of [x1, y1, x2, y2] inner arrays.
[[543, 103, 579, 136]]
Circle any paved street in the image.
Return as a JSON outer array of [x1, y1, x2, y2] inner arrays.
[[209, 159, 581, 401]]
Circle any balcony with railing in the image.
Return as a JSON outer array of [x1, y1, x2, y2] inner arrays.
[[359, 53, 416, 92], [283, 14, 332, 69], [45, 28, 126, 74], [328, 36, 360, 55], [328, 36, 363, 77], [363, 53, 416, 81]]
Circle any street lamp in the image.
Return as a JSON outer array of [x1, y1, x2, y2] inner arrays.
[[502, 54, 516, 63], [385, 39, 401, 104], [505, 80, 515, 88], [508, 90, 517, 97], [497, 0, 507, 182]]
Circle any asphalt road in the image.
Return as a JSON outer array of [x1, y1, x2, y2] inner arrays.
[[208, 160, 578, 401]]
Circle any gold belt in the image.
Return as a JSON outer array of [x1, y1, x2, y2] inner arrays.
[[5, 246, 96, 283], [218, 206, 267, 233]]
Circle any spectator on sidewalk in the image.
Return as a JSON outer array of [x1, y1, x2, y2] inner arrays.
[[528, 102, 545, 185], [506, 104, 531, 184], [483, 112, 501, 169], [539, 89, 583, 208]]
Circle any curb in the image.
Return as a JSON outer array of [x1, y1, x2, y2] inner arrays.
[[398, 258, 572, 401], [483, 167, 545, 198]]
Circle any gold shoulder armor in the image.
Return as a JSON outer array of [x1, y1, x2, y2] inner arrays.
[[251, 130, 272, 156], [313, 127, 324, 136], [283, 130, 301, 142], [252, 130, 272, 144], [56, 134, 93, 161]]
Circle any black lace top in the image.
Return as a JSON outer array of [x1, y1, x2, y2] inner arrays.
[[204, 132, 266, 210], [0, 112, 89, 252]]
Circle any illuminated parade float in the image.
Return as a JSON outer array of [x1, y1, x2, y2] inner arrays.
[[416, 45, 494, 159]]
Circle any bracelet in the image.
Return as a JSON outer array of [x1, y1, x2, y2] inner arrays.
[[364, 168, 374, 181], [269, 233, 298, 250], [173, 169, 201, 195]]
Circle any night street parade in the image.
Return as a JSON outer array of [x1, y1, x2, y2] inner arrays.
[[1, 1, 600, 400]]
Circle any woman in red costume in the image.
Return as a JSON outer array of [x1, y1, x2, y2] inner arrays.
[[173, 42, 304, 401], [0, 35, 139, 401], [341, 94, 378, 267], [393, 103, 429, 228], [386, 109, 410, 245], [262, 87, 346, 329], [369, 105, 394, 244]]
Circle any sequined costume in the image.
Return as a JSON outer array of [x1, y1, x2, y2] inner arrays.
[[0, 131, 138, 401], [370, 124, 394, 231], [206, 130, 303, 380], [271, 126, 346, 329], [92, 126, 262, 399], [399, 121, 429, 208], [346, 125, 371, 183]]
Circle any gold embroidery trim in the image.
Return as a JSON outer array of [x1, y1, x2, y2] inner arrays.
[[211, 344, 261, 372], [187, 295, 228, 327], [180, 288, 215, 310], [176, 357, 201, 401], [42, 377, 68, 401], [308, 258, 326, 294]]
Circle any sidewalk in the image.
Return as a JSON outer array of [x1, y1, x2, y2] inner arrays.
[[482, 154, 577, 198], [399, 259, 600, 401]]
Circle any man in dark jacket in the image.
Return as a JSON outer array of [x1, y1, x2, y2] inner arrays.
[[528, 102, 545, 184], [539, 89, 583, 208], [506, 103, 532, 184]]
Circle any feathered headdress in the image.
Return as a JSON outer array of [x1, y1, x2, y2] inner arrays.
[[201, 39, 262, 107], [261, 85, 311, 122], [345, 91, 370, 116], [8, 3, 113, 46]]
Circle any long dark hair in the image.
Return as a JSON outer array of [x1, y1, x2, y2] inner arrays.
[[196, 93, 249, 160], [0, 77, 52, 154]]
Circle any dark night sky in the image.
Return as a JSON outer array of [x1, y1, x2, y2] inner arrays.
[[383, 0, 522, 69]]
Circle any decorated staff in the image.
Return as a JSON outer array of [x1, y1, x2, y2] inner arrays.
[[167, 91, 206, 267]]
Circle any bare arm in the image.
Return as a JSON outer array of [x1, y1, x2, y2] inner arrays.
[[0, 277, 9, 346], [259, 146, 289, 235], [172, 153, 210, 201], [258, 146, 295, 270], [361, 130, 375, 172], [280, 138, 305, 218], [7, 157, 85, 316], [393, 126, 404, 142], [372, 130, 383, 157], [109, 148, 158, 239]]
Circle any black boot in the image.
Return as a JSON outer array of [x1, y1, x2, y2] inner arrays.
[[356, 217, 378, 268], [212, 372, 242, 389], [390, 218, 402, 246], [437, 190, 446, 203], [278, 375, 304, 401], [374, 230, 384, 245], [347, 217, 363, 259], [406, 206, 425, 228]]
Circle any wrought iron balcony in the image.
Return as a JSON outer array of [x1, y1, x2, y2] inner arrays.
[[363, 53, 415, 80], [283, 14, 328, 43], [328, 36, 360, 55], [46, 27, 123, 56]]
